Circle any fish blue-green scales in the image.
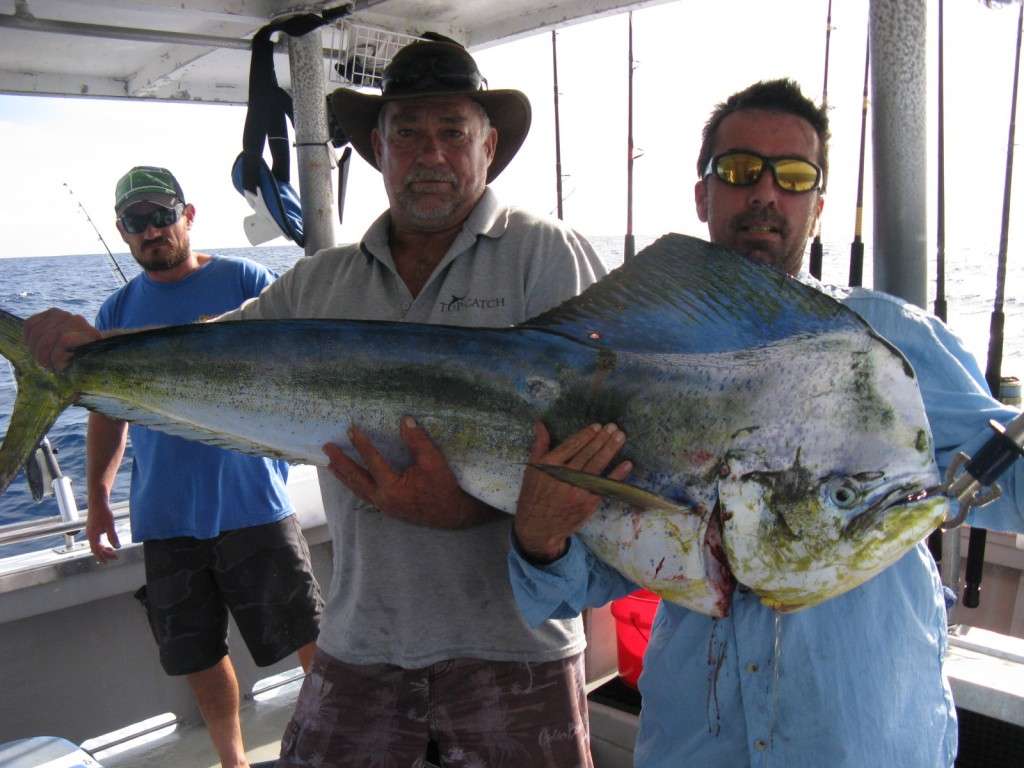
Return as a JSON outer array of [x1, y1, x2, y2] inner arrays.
[[0, 233, 948, 617]]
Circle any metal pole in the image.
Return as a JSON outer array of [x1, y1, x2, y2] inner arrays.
[[552, 31, 564, 221], [287, 26, 336, 256], [869, 0, 928, 307], [625, 12, 635, 261]]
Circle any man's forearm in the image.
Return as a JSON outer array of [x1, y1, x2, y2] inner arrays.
[[86, 412, 128, 505]]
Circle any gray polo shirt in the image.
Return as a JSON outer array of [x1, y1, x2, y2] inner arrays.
[[230, 188, 606, 666]]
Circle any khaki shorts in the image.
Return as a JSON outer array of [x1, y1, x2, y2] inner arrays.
[[137, 515, 323, 675], [279, 650, 594, 768]]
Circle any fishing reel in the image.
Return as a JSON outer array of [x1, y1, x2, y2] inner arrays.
[[940, 412, 1024, 529]]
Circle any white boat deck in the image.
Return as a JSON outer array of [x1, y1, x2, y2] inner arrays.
[[92, 677, 304, 768], [947, 626, 1024, 728], [52, 627, 1024, 767], [89, 671, 638, 768]]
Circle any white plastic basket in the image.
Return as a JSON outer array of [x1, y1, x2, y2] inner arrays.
[[327, 21, 426, 90]]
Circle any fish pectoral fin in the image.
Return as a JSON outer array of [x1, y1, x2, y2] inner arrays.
[[529, 464, 692, 513]]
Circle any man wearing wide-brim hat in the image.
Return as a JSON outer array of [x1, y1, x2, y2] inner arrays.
[[330, 37, 531, 185], [218, 36, 626, 767]]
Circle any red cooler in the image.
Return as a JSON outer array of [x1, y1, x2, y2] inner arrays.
[[609, 589, 661, 688]]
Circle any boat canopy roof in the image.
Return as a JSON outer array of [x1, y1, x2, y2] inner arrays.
[[0, 0, 667, 104]]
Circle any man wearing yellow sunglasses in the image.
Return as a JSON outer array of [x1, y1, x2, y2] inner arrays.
[[510, 78, 1024, 767], [694, 84, 826, 278]]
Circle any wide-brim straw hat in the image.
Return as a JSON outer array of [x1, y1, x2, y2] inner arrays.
[[328, 39, 531, 182]]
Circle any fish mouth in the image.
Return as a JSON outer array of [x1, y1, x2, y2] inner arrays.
[[842, 482, 940, 537]]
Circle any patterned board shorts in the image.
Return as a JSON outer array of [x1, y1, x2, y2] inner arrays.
[[278, 649, 594, 768], [137, 515, 323, 675]]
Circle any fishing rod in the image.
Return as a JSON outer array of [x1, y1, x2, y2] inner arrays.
[[63, 182, 127, 285], [848, 35, 869, 288], [625, 11, 636, 261], [15, 182, 108, 539], [934, 0, 948, 326], [963, 0, 1024, 610], [552, 30, 564, 221], [808, 0, 832, 281], [929, 0, 948, 569]]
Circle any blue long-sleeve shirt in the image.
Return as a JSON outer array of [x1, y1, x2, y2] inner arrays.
[[508, 283, 1024, 768]]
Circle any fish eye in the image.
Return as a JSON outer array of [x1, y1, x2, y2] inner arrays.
[[825, 477, 860, 508]]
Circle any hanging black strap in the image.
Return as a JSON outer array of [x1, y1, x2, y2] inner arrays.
[[239, 14, 329, 196], [233, 8, 351, 245], [337, 146, 352, 225]]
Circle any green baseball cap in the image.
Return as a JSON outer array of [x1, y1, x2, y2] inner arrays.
[[114, 166, 185, 214]]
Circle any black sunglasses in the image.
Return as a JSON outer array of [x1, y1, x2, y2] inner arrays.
[[704, 150, 822, 193], [119, 203, 185, 235], [381, 51, 485, 96]]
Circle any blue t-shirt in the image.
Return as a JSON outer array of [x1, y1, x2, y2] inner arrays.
[[95, 256, 293, 541]]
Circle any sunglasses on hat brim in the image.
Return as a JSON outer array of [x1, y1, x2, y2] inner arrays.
[[381, 49, 486, 97], [119, 203, 185, 235], [704, 151, 822, 193]]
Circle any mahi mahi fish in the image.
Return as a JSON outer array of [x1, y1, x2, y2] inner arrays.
[[0, 234, 947, 617]]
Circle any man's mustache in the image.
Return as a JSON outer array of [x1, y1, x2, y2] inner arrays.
[[404, 170, 458, 186], [731, 210, 788, 236]]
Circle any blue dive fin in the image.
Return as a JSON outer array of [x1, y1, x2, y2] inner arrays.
[[231, 153, 304, 246]]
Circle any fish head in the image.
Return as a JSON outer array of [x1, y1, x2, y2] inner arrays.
[[715, 337, 948, 612], [718, 458, 947, 612]]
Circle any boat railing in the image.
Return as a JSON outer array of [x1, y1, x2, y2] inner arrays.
[[0, 506, 130, 549], [0, 434, 132, 554], [950, 625, 1024, 665]]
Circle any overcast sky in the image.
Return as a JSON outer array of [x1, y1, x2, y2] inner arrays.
[[0, 0, 1021, 262]]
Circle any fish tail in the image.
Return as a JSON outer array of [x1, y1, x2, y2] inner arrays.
[[0, 310, 75, 495]]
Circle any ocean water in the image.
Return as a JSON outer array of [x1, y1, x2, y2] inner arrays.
[[1, 236, 1021, 553], [0, 245, 305, 555]]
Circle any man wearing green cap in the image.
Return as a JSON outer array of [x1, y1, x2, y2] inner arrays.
[[27, 165, 323, 768]]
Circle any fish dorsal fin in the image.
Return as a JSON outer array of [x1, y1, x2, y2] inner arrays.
[[520, 233, 868, 353]]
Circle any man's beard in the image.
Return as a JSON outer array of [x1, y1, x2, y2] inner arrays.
[[728, 209, 803, 271], [132, 236, 189, 272], [395, 169, 463, 226]]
